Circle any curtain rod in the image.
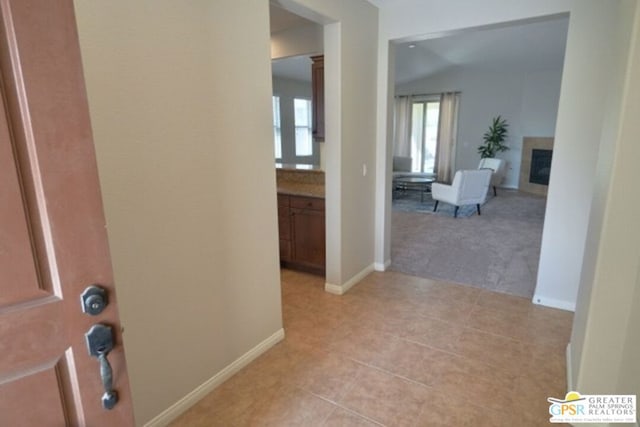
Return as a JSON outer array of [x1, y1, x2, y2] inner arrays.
[[395, 91, 461, 98]]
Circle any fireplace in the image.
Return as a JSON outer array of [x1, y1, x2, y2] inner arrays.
[[529, 149, 552, 185], [519, 137, 554, 196]]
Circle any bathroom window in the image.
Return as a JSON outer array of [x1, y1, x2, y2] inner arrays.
[[273, 96, 282, 159], [294, 98, 312, 156]]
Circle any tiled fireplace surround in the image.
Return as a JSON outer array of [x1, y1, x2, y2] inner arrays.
[[519, 137, 554, 196]]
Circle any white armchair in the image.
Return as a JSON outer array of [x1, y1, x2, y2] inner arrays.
[[478, 158, 506, 196], [431, 169, 492, 217], [393, 156, 412, 173]]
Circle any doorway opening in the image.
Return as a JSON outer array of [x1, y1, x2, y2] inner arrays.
[[388, 15, 569, 298], [269, 2, 329, 280]]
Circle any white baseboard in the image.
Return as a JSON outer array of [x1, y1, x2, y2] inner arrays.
[[144, 328, 285, 427], [566, 342, 574, 391], [324, 282, 344, 295], [325, 263, 375, 295], [532, 294, 576, 312], [373, 259, 391, 271]]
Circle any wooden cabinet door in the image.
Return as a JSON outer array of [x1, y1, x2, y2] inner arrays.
[[0, 1, 134, 425], [277, 195, 291, 262], [291, 208, 326, 268], [311, 55, 324, 142], [278, 208, 292, 262]]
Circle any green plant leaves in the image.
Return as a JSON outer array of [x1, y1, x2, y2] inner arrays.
[[478, 115, 509, 158]]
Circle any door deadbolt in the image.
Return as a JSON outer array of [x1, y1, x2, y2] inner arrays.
[[81, 285, 108, 316]]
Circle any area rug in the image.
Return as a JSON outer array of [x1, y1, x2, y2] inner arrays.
[[390, 190, 546, 298]]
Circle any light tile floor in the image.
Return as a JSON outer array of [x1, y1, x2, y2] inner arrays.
[[170, 269, 572, 426]]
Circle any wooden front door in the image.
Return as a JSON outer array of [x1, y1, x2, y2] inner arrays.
[[0, 1, 134, 425]]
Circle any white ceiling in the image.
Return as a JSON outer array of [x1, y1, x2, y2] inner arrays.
[[394, 17, 569, 84], [270, 3, 568, 86], [269, 3, 316, 82]]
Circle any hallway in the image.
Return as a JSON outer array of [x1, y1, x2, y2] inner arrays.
[[171, 269, 572, 426]]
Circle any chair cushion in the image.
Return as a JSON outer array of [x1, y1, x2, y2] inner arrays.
[[393, 156, 412, 172], [478, 158, 506, 186]]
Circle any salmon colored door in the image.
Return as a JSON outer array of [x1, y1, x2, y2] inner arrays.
[[0, 1, 134, 425]]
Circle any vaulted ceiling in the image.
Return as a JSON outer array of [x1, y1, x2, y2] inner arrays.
[[394, 17, 569, 84]]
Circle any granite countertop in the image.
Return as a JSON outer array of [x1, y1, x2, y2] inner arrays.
[[277, 182, 325, 198], [276, 165, 325, 198]]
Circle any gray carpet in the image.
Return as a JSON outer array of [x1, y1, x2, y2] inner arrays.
[[390, 189, 546, 298]]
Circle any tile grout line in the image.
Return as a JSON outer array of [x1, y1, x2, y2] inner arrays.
[[306, 384, 387, 427]]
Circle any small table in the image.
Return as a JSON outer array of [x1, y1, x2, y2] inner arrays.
[[393, 176, 435, 202]]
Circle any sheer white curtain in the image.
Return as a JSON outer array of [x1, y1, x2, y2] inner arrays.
[[393, 96, 412, 157], [435, 92, 460, 182]]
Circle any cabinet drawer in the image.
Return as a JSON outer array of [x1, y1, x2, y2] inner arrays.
[[290, 196, 324, 211]]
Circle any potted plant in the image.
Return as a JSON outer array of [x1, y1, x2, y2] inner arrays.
[[478, 116, 509, 158]]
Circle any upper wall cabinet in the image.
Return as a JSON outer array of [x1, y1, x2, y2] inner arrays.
[[311, 55, 324, 142]]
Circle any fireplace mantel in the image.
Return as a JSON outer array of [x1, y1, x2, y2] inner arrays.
[[519, 137, 554, 196]]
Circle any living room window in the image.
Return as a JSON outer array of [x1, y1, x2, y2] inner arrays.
[[410, 97, 440, 173], [273, 96, 282, 159], [294, 98, 313, 156], [394, 92, 459, 181]]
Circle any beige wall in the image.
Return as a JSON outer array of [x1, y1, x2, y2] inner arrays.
[[325, 2, 378, 285], [74, 1, 282, 424], [570, 0, 637, 392], [618, 266, 640, 400], [571, 0, 640, 404], [534, 0, 631, 310]]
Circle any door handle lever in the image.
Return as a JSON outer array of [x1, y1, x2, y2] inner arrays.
[[85, 324, 118, 410], [97, 351, 117, 409]]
